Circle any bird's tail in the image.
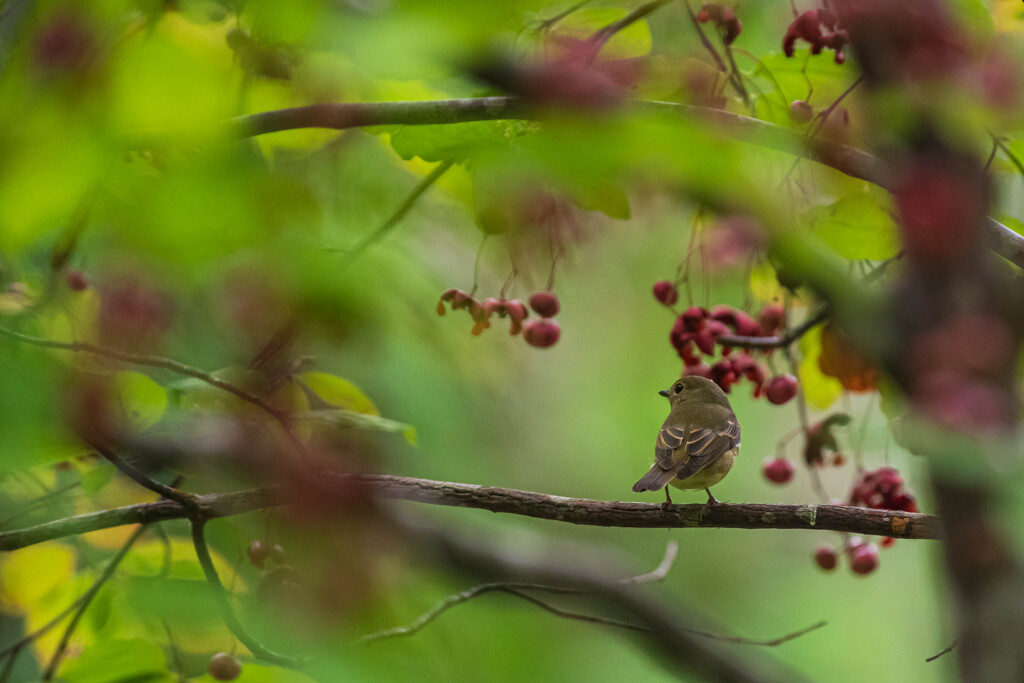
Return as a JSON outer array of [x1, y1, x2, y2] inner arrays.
[[632, 465, 677, 492]]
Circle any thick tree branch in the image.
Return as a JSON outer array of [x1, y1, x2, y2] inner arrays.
[[0, 473, 939, 552], [214, 97, 1024, 269]]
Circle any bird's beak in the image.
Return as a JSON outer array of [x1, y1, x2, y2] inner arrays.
[[658, 390, 670, 397]]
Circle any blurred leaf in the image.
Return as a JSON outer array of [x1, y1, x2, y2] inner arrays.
[[806, 189, 900, 260], [113, 371, 167, 432], [0, 348, 80, 471], [81, 462, 117, 495], [390, 120, 516, 163], [568, 180, 630, 220], [797, 325, 843, 410], [58, 637, 173, 683], [295, 409, 417, 445], [947, 0, 995, 39], [298, 372, 380, 415], [0, 543, 75, 610]]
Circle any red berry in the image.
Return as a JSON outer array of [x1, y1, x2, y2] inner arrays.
[[757, 304, 784, 335], [880, 536, 896, 549], [789, 100, 813, 124], [528, 292, 560, 317], [209, 653, 241, 681], [814, 546, 838, 570], [652, 280, 678, 306], [523, 319, 560, 348], [850, 543, 879, 575], [765, 374, 798, 405], [762, 457, 794, 484], [684, 362, 713, 379], [247, 540, 269, 569], [65, 270, 88, 291]]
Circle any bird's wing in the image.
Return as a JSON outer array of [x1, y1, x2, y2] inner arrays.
[[654, 425, 689, 470], [671, 413, 741, 482]]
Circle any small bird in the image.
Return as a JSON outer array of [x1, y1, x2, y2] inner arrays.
[[633, 376, 741, 506]]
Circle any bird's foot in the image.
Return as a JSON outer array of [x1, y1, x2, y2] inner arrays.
[[704, 489, 721, 506], [660, 489, 674, 513]]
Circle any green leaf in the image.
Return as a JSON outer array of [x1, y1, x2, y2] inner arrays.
[[113, 371, 167, 432], [295, 409, 417, 445], [390, 120, 513, 163], [806, 189, 900, 260], [58, 638, 173, 683], [797, 325, 843, 410], [297, 372, 380, 415]]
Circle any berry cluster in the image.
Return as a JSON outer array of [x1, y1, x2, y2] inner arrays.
[[655, 286, 797, 403], [848, 467, 918, 513], [437, 289, 561, 348], [696, 3, 742, 45], [783, 8, 848, 64], [814, 537, 879, 575]]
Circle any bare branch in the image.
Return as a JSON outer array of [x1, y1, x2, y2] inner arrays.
[[0, 473, 940, 552], [926, 640, 957, 663], [718, 306, 829, 350]]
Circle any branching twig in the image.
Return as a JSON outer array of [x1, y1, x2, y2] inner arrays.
[[41, 525, 149, 680], [620, 540, 678, 585], [87, 440, 197, 509], [718, 306, 829, 349], [191, 517, 304, 668], [0, 473, 941, 552]]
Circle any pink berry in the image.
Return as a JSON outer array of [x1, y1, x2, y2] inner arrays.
[[652, 280, 678, 306], [850, 543, 879, 575], [523, 319, 560, 348], [789, 100, 813, 124], [814, 546, 838, 571], [247, 540, 268, 569], [765, 374, 798, 405], [528, 292, 560, 317], [762, 457, 794, 484], [758, 304, 784, 335]]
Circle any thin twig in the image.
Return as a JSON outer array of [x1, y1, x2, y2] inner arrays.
[[0, 481, 82, 529], [926, 640, 957, 662], [718, 305, 829, 349], [341, 160, 455, 264], [620, 541, 678, 585], [41, 525, 149, 680], [589, 0, 673, 54], [191, 517, 304, 668], [683, 0, 727, 72], [88, 440, 196, 509]]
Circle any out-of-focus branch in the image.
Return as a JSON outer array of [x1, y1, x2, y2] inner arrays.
[[393, 514, 813, 683], [204, 97, 1024, 269], [718, 306, 830, 350], [0, 473, 940, 552]]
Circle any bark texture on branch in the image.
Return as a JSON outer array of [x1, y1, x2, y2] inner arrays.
[[0, 473, 938, 552]]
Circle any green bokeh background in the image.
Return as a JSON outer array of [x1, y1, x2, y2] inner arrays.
[[3, 0, 1015, 681]]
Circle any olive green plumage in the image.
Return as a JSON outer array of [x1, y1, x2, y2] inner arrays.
[[633, 375, 741, 505]]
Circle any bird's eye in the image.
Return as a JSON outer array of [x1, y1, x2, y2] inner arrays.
[[674, 383, 684, 394]]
